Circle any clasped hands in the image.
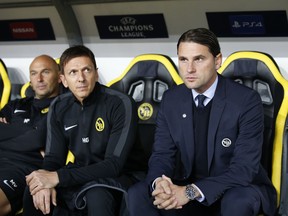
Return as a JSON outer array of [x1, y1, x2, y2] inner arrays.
[[152, 175, 190, 210], [26, 169, 59, 214], [0, 117, 8, 123]]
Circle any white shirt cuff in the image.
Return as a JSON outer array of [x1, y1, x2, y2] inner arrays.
[[193, 184, 205, 202], [152, 177, 162, 190]]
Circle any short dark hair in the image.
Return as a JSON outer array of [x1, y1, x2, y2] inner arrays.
[[59, 45, 97, 74], [177, 28, 221, 57]]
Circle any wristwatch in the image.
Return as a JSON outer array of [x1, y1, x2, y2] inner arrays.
[[185, 184, 198, 201]]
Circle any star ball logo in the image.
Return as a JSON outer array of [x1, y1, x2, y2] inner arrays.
[[95, 14, 168, 39], [108, 16, 153, 38], [138, 103, 153, 120], [95, 117, 105, 131]]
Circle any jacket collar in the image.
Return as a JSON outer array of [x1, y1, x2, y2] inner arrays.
[[73, 82, 101, 106]]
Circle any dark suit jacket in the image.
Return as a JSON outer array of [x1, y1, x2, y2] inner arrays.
[[146, 75, 276, 215]]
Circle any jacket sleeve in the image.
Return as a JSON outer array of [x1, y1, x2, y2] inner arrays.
[[0, 99, 47, 151], [0, 123, 46, 151], [145, 91, 179, 185], [42, 97, 69, 171], [0, 100, 14, 121]]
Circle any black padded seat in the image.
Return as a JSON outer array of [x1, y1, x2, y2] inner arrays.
[[107, 54, 183, 174]]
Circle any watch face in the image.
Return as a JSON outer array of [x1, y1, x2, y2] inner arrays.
[[185, 184, 196, 200]]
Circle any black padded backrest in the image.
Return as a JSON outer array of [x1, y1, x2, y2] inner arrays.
[[112, 60, 178, 124], [20, 82, 34, 98], [218, 51, 284, 178], [107, 54, 183, 173]]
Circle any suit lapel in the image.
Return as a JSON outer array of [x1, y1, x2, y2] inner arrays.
[[207, 76, 226, 171], [180, 86, 195, 175]]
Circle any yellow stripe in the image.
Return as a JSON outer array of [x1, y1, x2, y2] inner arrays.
[[66, 150, 75, 164], [107, 54, 183, 87], [20, 82, 31, 98], [0, 60, 11, 109]]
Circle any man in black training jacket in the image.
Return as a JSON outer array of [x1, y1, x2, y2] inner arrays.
[[23, 45, 137, 216], [0, 55, 61, 216]]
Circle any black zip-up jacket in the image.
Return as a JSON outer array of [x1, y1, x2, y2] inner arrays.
[[0, 96, 56, 168], [43, 82, 137, 187]]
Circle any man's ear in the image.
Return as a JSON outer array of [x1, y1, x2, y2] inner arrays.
[[57, 75, 62, 84], [95, 68, 99, 82], [60, 74, 68, 88], [215, 53, 222, 70]]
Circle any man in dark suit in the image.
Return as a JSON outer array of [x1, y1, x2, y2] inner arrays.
[[128, 28, 277, 216]]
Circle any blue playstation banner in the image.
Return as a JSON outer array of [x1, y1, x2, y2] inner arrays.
[[206, 11, 288, 37]]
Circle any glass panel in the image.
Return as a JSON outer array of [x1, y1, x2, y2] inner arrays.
[[128, 80, 144, 102], [253, 79, 273, 105], [153, 80, 168, 102]]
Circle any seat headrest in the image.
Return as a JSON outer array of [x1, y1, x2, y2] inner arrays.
[[234, 59, 257, 76], [138, 61, 158, 77]]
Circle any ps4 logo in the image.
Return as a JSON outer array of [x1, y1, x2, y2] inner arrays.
[[232, 21, 264, 28]]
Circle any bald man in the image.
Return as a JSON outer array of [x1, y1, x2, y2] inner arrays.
[[0, 55, 61, 215]]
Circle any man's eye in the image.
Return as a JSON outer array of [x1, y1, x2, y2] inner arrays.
[[69, 70, 76, 75], [179, 57, 187, 62], [84, 68, 91, 73], [195, 57, 203, 63]]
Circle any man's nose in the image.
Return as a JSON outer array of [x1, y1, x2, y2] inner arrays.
[[77, 71, 85, 82], [187, 62, 196, 73]]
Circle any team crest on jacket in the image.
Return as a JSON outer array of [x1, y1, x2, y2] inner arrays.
[[221, 138, 232, 147], [138, 102, 153, 120], [41, 107, 49, 114], [95, 117, 105, 131]]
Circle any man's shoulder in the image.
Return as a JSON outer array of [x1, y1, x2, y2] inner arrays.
[[102, 84, 128, 96], [49, 92, 74, 110], [163, 83, 188, 98], [11, 96, 33, 103], [219, 76, 262, 105], [222, 76, 258, 96], [5, 97, 33, 109]]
